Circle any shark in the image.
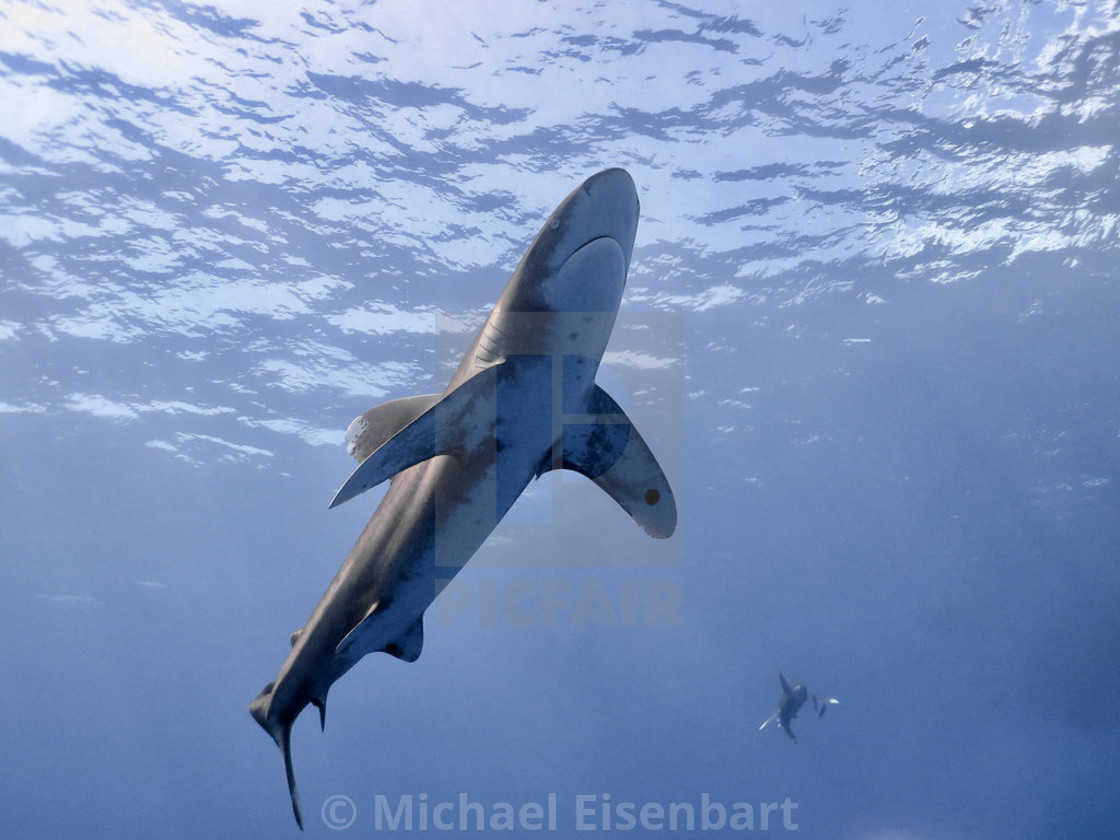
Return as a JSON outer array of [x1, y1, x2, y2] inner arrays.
[[758, 673, 839, 743], [249, 168, 677, 828]]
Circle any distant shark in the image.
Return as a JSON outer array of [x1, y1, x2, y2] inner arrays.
[[758, 673, 839, 743], [250, 168, 677, 828]]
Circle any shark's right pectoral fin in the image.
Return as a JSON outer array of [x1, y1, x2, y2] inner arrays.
[[345, 393, 443, 462], [549, 384, 677, 539], [329, 364, 502, 508]]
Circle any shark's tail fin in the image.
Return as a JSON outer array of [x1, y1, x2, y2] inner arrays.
[[281, 724, 303, 830], [250, 683, 304, 830]]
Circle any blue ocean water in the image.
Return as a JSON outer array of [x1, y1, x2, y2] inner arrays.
[[2, 1, 1118, 838]]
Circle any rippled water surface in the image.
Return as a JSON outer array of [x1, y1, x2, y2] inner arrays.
[[3, 2, 1119, 838]]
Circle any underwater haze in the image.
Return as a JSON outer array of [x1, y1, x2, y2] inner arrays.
[[2, 1, 1119, 838]]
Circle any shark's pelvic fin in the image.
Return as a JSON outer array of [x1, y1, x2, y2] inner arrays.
[[383, 616, 424, 662], [329, 364, 504, 509], [335, 602, 425, 663], [547, 384, 677, 539], [335, 600, 382, 655], [345, 393, 443, 462]]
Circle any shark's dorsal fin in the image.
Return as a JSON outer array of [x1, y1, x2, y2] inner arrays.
[[329, 364, 503, 509], [345, 394, 443, 462], [289, 627, 303, 647], [546, 383, 676, 539]]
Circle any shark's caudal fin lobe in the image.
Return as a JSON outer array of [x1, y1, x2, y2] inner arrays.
[[548, 383, 676, 538], [329, 364, 504, 509], [249, 684, 304, 829], [282, 724, 304, 830]]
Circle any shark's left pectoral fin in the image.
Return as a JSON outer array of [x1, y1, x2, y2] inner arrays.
[[813, 695, 839, 717], [549, 384, 677, 539], [329, 364, 502, 508]]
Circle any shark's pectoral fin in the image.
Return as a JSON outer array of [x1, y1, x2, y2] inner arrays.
[[345, 393, 443, 462], [329, 364, 503, 508], [759, 713, 777, 732], [546, 384, 676, 538], [812, 695, 839, 717]]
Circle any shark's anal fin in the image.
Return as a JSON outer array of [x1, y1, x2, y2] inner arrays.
[[548, 384, 677, 539], [329, 364, 503, 509], [345, 393, 442, 462]]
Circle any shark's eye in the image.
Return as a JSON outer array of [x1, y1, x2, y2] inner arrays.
[[549, 217, 560, 230]]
